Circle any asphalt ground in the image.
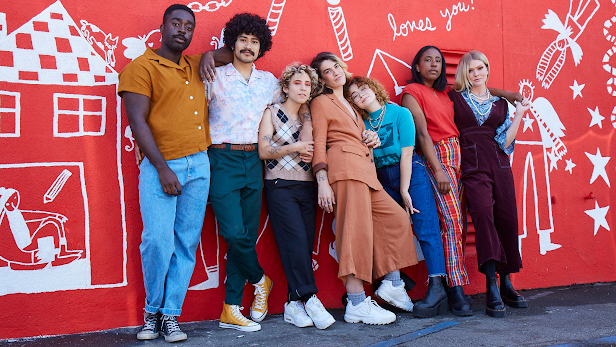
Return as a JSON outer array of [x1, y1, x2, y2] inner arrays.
[[3, 282, 616, 347]]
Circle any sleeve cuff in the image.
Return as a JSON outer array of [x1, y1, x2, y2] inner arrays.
[[313, 162, 328, 175]]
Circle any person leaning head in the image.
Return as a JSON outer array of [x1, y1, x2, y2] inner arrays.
[[345, 76, 390, 120], [278, 62, 320, 102], [310, 52, 352, 96], [223, 13, 272, 59], [454, 50, 490, 92]]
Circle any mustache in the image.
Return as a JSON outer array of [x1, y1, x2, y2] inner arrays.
[[240, 49, 255, 56], [173, 34, 187, 41]]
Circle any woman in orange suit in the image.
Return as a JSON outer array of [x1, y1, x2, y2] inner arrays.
[[309, 52, 417, 325]]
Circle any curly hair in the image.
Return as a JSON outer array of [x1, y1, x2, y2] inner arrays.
[[310, 52, 352, 96], [345, 76, 390, 120], [223, 13, 272, 59], [278, 62, 321, 102], [408, 45, 448, 92]]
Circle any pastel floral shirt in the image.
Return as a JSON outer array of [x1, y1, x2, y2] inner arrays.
[[206, 63, 280, 144]]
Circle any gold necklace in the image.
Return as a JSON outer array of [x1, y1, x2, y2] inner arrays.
[[431, 89, 439, 99]]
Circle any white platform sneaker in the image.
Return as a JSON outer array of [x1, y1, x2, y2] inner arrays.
[[375, 279, 414, 312], [344, 296, 396, 325]]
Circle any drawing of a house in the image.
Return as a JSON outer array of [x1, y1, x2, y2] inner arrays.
[[0, 0, 127, 295]]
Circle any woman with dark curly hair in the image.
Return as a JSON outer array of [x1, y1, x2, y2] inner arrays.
[[347, 76, 448, 318]]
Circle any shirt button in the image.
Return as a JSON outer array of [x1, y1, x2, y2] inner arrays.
[[190, 96, 194, 99], [185, 81, 189, 85], [194, 111, 198, 115], [371, 159, 374, 163], [365, 153, 369, 157], [198, 126, 202, 130]]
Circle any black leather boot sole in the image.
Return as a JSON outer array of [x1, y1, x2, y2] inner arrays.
[[485, 305, 506, 318], [502, 294, 528, 308], [413, 297, 448, 318]]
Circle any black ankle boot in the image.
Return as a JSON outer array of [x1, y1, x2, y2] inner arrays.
[[413, 276, 448, 318], [486, 277, 506, 318], [448, 284, 473, 316], [500, 274, 528, 308]]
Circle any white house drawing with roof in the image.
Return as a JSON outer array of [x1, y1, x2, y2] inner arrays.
[[0, 0, 127, 295]]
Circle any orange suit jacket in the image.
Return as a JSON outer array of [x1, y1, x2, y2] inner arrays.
[[311, 93, 383, 190]]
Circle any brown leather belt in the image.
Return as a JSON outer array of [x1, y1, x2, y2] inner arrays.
[[210, 143, 256, 151]]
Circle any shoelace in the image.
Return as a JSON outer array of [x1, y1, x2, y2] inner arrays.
[[162, 316, 181, 334], [252, 284, 267, 311], [230, 306, 251, 324], [308, 297, 325, 312], [142, 314, 157, 331]]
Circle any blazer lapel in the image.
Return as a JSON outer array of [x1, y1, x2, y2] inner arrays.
[[328, 94, 359, 127]]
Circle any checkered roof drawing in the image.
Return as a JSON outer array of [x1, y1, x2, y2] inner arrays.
[[0, 0, 117, 86]]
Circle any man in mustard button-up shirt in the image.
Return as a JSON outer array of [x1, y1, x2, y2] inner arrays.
[[118, 4, 210, 343]]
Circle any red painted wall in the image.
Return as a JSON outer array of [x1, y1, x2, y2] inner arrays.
[[0, 0, 614, 339]]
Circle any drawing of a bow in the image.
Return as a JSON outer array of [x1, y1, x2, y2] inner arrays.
[[536, 10, 583, 89]]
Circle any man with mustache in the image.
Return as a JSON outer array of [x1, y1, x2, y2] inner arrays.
[[204, 13, 288, 332], [118, 4, 210, 343]]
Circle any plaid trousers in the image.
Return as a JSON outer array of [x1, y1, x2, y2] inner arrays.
[[423, 137, 469, 287]]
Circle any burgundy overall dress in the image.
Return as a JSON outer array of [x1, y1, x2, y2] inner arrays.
[[449, 91, 522, 274]]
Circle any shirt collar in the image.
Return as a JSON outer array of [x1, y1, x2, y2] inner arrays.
[[145, 48, 189, 70], [224, 62, 261, 79]]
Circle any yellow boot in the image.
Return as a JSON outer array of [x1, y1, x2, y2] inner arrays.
[[219, 303, 261, 332]]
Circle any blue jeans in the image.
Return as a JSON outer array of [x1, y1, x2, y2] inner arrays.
[[375, 152, 446, 277], [138, 151, 210, 316]]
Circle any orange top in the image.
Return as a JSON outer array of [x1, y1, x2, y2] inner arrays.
[[401, 83, 459, 144], [311, 94, 382, 190], [118, 48, 211, 161]]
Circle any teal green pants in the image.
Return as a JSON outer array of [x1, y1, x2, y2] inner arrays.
[[208, 145, 264, 305]]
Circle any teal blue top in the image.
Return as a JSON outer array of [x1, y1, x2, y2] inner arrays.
[[363, 103, 416, 168]]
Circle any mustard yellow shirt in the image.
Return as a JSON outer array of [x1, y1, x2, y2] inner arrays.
[[118, 48, 211, 161]]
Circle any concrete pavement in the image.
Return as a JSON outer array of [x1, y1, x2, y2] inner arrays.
[[3, 282, 616, 347]]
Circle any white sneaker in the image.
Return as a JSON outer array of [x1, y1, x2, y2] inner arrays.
[[305, 295, 336, 329], [284, 301, 314, 328], [344, 296, 396, 325], [375, 279, 414, 312]]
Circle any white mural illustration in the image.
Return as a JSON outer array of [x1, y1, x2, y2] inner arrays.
[[79, 20, 118, 67], [189, 210, 220, 290], [210, 28, 225, 49], [327, 0, 353, 61], [611, 106, 616, 128], [366, 49, 413, 96], [122, 29, 160, 61], [44, 169, 72, 204], [266, 0, 286, 35], [584, 201, 611, 235], [187, 0, 233, 12], [585, 147, 611, 187], [570, 80, 584, 99], [602, 1, 616, 96], [587, 106, 605, 129], [536, 0, 600, 89], [512, 80, 565, 257], [0, 1, 127, 294]]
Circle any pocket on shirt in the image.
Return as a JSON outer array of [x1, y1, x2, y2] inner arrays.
[[460, 143, 478, 172]]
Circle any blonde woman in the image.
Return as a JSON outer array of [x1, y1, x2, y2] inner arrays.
[[449, 51, 530, 318], [258, 63, 335, 329]]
